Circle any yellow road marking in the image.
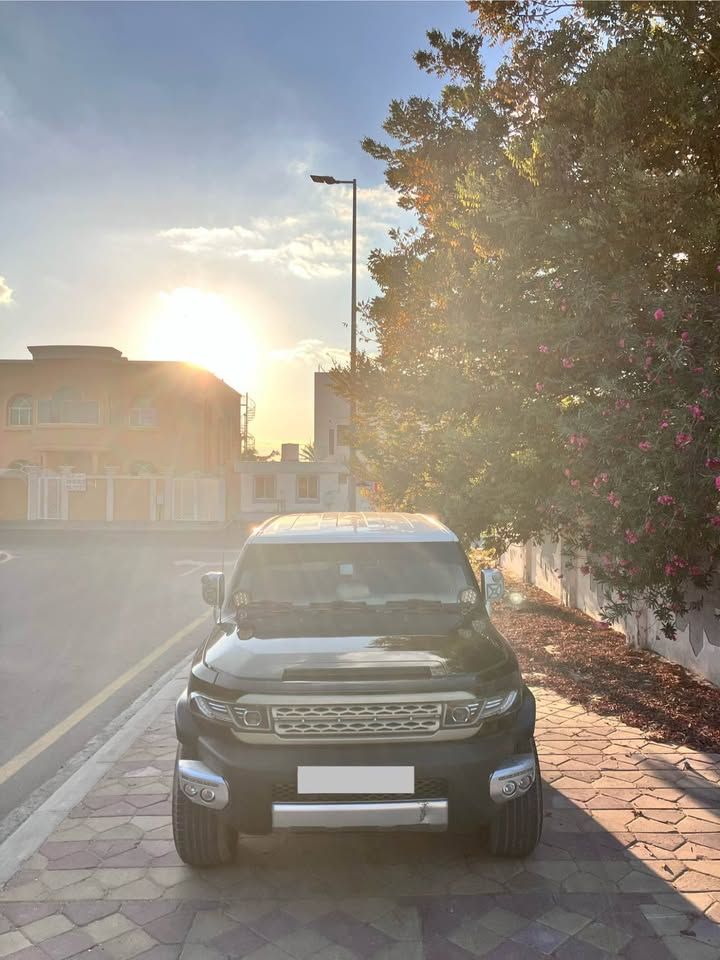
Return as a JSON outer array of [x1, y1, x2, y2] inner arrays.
[[0, 613, 208, 786]]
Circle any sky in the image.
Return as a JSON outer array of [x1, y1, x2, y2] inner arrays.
[[0, 1, 497, 451]]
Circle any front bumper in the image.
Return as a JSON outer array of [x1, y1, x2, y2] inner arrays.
[[175, 686, 536, 834]]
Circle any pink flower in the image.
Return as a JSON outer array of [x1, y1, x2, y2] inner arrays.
[[570, 479, 580, 488], [688, 404, 704, 421], [580, 564, 591, 576], [535, 382, 544, 393], [664, 562, 677, 576], [538, 344, 550, 353], [568, 434, 589, 449], [680, 331, 690, 343], [654, 308, 665, 321], [715, 476, 720, 492], [644, 519, 656, 534], [675, 432, 693, 448], [716, 264, 720, 272], [638, 441, 652, 452], [607, 491, 621, 508], [659, 418, 670, 429], [657, 495, 675, 506], [593, 472, 609, 488], [710, 516, 720, 528], [563, 468, 572, 478], [618, 338, 625, 349], [701, 388, 712, 399], [693, 366, 705, 375], [624, 530, 639, 544], [562, 357, 574, 368], [690, 565, 703, 577], [706, 457, 720, 472]]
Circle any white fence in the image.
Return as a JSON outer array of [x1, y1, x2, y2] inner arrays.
[[502, 539, 720, 687], [25, 471, 225, 524]]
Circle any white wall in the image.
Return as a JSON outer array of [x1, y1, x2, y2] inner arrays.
[[237, 467, 352, 515], [502, 539, 720, 686], [314, 372, 350, 463]]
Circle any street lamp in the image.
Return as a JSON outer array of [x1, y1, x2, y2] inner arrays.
[[310, 173, 358, 511]]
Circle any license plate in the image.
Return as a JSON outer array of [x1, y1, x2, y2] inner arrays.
[[297, 766, 415, 794]]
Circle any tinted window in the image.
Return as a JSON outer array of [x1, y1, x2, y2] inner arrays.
[[233, 541, 475, 606]]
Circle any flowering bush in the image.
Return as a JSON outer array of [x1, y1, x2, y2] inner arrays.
[[352, 1, 720, 637]]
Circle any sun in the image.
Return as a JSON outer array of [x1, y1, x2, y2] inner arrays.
[[143, 287, 260, 392]]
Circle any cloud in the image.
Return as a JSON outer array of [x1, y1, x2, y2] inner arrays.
[[157, 225, 261, 254], [323, 183, 401, 225], [157, 181, 408, 280], [0, 275, 13, 305], [269, 338, 350, 369]]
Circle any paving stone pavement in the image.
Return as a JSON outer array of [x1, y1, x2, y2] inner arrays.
[[2, 686, 720, 959]]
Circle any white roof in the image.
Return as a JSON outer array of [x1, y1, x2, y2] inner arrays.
[[249, 512, 457, 544]]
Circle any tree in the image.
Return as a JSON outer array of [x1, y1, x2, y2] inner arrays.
[[300, 441, 315, 462], [351, 1, 720, 636]]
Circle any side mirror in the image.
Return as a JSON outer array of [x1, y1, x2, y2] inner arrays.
[[201, 572, 225, 609], [482, 569, 505, 613]]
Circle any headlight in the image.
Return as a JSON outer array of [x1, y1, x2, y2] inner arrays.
[[190, 693, 271, 731], [441, 690, 519, 728]]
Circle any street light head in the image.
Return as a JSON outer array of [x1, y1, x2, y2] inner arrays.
[[310, 174, 337, 185]]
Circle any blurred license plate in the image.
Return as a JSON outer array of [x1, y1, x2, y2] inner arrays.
[[297, 766, 414, 794]]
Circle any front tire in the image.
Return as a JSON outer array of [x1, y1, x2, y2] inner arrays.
[[487, 743, 543, 858], [172, 749, 237, 867]]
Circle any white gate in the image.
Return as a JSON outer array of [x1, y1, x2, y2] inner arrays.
[[171, 477, 225, 522], [38, 476, 65, 520]]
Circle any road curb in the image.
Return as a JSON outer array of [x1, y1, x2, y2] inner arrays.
[[0, 654, 191, 885]]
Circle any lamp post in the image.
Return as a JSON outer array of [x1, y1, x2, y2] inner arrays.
[[310, 174, 357, 510]]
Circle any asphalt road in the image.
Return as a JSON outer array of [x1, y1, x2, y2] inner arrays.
[[0, 531, 243, 828]]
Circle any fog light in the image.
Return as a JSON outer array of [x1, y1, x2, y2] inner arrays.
[[184, 783, 198, 798], [502, 781, 517, 797], [200, 787, 216, 803], [450, 705, 472, 724], [243, 710, 263, 727], [518, 774, 533, 790]]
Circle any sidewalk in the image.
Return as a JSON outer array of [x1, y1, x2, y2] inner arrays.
[[1, 681, 720, 960]]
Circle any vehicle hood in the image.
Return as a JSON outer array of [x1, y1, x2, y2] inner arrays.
[[201, 616, 513, 683]]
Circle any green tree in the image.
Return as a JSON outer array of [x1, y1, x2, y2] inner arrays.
[[351, 1, 720, 635]]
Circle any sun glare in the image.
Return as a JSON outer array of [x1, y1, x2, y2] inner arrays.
[[143, 287, 260, 392]]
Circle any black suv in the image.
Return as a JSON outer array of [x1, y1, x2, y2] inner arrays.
[[172, 512, 541, 865]]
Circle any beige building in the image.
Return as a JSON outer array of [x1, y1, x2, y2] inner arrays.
[[1, 345, 244, 524]]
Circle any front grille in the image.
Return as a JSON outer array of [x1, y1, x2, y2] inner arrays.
[[271, 702, 442, 739], [272, 778, 447, 803]]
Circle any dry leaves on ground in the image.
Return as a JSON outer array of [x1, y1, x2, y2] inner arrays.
[[492, 576, 720, 753]]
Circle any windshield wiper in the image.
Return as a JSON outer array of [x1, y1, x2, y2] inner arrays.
[[380, 599, 457, 612]]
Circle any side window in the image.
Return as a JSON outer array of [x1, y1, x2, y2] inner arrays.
[[129, 397, 157, 427], [7, 395, 33, 426], [254, 476, 277, 501], [297, 475, 319, 500], [328, 429, 335, 455], [38, 387, 99, 424]]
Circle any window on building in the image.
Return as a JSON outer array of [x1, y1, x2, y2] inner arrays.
[[128, 397, 157, 428], [336, 424, 351, 447], [7, 395, 33, 426], [328, 428, 335, 455], [297, 475, 319, 501], [38, 387, 99, 424], [254, 475, 277, 501]]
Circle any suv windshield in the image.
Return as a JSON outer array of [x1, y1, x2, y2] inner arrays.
[[231, 542, 476, 608]]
